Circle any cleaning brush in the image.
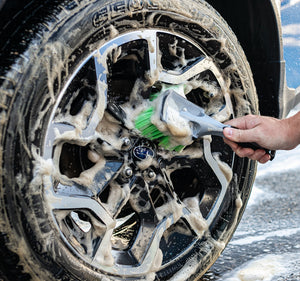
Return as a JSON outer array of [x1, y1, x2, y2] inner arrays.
[[135, 104, 185, 152], [135, 89, 275, 159]]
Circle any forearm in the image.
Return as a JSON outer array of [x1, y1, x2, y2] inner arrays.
[[284, 111, 300, 149]]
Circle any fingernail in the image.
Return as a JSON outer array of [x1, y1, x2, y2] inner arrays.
[[224, 127, 233, 137]]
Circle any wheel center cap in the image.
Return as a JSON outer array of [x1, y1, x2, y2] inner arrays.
[[133, 146, 154, 161]]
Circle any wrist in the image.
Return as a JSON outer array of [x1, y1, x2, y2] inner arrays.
[[284, 112, 300, 149]]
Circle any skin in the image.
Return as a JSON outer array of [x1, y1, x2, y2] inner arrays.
[[223, 112, 300, 164]]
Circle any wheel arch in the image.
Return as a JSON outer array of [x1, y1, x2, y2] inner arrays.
[[206, 0, 287, 118]]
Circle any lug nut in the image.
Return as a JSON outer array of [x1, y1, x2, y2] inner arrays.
[[124, 167, 133, 178], [148, 171, 155, 179], [122, 137, 131, 147]]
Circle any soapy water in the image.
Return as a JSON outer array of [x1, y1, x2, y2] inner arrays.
[[222, 253, 300, 281]]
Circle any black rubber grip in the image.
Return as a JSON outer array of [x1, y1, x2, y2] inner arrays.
[[238, 142, 276, 161], [230, 126, 276, 161]]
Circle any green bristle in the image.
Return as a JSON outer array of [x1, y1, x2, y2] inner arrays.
[[142, 124, 163, 139], [150, 93, 159, 101], [135, 92, 186, 152], [158, 136, 171, 148], [135, 107, 154, 130]]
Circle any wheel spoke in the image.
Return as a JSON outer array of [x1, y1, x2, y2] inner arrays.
[[203, 138, 230, 225], [131, 197, 186, 271], [129, 172, 184, 265], [47, 191, 114, 227], [159, 57, 227, 87], [44, 122, 75, 159], [103, 180, 131, 218], [79, 160, 124, 195], [129, 177, 157, 222], [147, 30, 160, 84], [129, 221, 158, 263], [80, 55, 108, 138], [127, 176, 159, 262], [92, 226, 115, 267], [182, 201, 208, 237]]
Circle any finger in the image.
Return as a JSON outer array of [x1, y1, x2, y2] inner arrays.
[[224, 138, 239, 150], [258, 154, 271, 164], [224, 139, 255, 158], [248, 149, 268, 161], [225, 137, 271, 163], [225, 118, 248, 130], [225, 115, 260, 130], [235, 147, 256, 158], [223, 127, 258, 144]]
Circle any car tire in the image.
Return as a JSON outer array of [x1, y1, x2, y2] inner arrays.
[[0, 0, 258, 280]]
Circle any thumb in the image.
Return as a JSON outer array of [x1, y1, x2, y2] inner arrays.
[[223, 127, 256, 143]]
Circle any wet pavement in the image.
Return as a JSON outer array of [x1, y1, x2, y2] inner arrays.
[[201, 146, 300, 280]]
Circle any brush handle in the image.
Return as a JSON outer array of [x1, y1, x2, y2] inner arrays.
[[227, 126, 275, 160], [237, 141, 276, 161]]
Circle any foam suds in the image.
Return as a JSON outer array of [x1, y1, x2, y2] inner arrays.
[[149, 93, 194, 148], [57, 101, 94, 132], [183, 196, 208, 236], [109, 25, 119, 39], [156, 197, 184, 222], [213, 152, 233, 183], [103, 182, 131, 217], [93, 228, 115, 267], [222, 253, 300, 281], [136, 155, 154, 170], [74, 157, 106, 190], [163, 106, 192, 138]]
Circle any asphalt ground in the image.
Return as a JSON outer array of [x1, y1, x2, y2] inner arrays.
[[201, 147, 300, 280]]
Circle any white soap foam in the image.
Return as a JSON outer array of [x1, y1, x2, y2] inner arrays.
[[222, 253, 300, 281]]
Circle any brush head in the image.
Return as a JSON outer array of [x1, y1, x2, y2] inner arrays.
[[134, 101, 185, 152], [161, 91, 226, 138], [135, 89, 229, 152]]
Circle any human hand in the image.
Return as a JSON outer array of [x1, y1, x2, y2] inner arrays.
[[223, 114, 296, 164]]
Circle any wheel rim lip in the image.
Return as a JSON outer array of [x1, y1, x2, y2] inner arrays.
[[42, 28, 237, 276]]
